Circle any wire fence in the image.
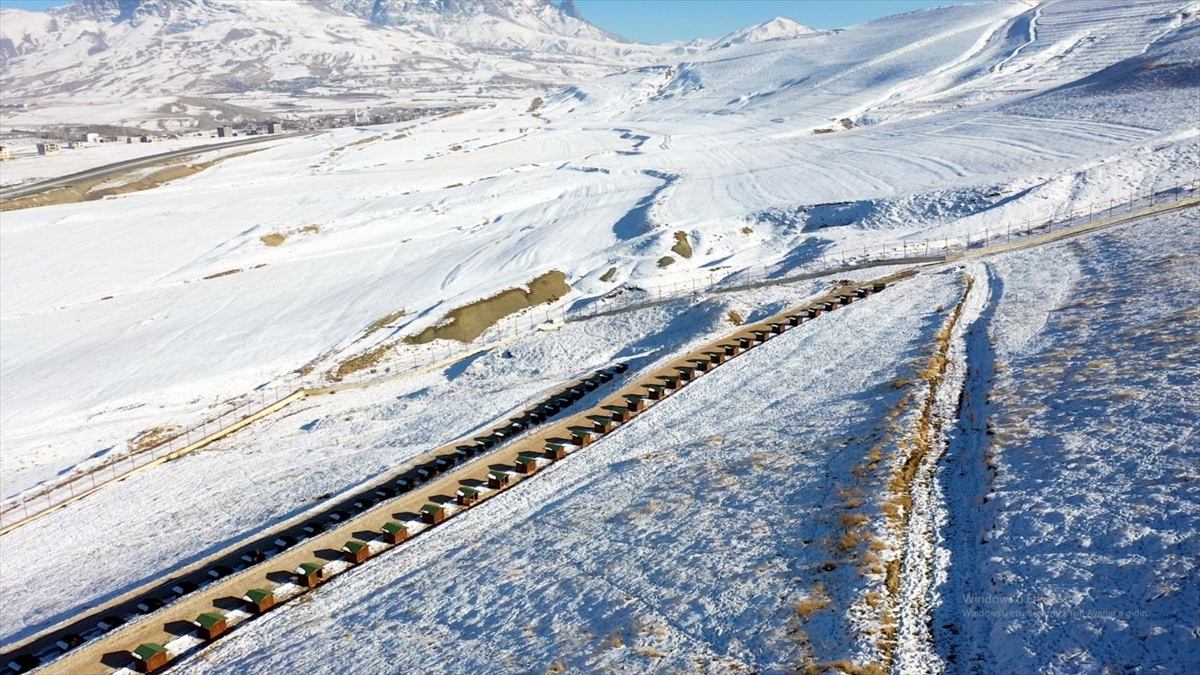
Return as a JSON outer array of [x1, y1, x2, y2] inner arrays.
[[2, 178, 1196, 533]]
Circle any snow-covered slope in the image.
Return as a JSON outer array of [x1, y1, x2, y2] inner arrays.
[[1, 1, 1198, 669], [3, 0, 1197, 497], [710, 16, 818, 50]]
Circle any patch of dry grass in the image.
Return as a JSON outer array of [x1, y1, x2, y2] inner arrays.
[[203, 268, 243, 280], [671, 231, 694, 259], [407, 270, 570, 344]]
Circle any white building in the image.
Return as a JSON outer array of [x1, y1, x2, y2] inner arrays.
[[36, 142, 61, 156]]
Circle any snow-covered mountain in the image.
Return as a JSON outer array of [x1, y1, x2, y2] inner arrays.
[[710, 16, 818, 49], [337, 0, 627, 48], [0, 0, 669, 129]]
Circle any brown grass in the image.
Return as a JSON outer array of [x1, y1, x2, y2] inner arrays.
[[363, 309, 407, 339], [260, 233, 286, 246], [599, 267, 617, 282], [816, 659, 887, 675], [795, 585, 830, 619], [727, 310, 744, 325], [407, 270, 570, 344], [671, 231, 694, 259], [657, 256, 676, 268], [203, 268, 243, 280]]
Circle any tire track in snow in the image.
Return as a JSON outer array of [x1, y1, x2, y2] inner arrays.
[[930, 264, 1003, 673], [992, 1, 1048, 74]]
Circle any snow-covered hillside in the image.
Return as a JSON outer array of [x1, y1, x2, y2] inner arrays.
[[3, 0, 1197, 499], [1, 0, 1198, 672]]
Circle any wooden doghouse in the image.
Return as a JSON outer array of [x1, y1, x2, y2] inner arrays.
[[528, 411, 545, 424], [592, 416, 615, 433], [705, 351, 725, 364], [661, 376, 681, 391], [487, 470, 511, 490], [838, 294, 854, 306], [343, 540, 370, 564], [545, 442, 568, 459], [646, 385, 665, 401], [872, 282, 887, 292], [571, 429, 595, 446], [515, 455, 538, 475], [770, 323, 785, 334], [421, 503, 446, 524], [614, 362, 630, 373], [787, 315, 803, 326], [598, 370, 615, 382], [295, 562, 324, 588], [676, 366, 695, 382], [854, 288, 869, 298], [722, 343, 740, 356], [193, 612, 227, 640], [805, 308, 820, 318], [820, 301, 836, 312], [606, 407, 629, 423], [381, 521, 409, 545], [738, 337, 754, 350], [456, 486, 481, 507], [132, 642, 168, 673], [242, 588, 275, 614], [753, 330, 771, 342], [626, 396, 646, 413]]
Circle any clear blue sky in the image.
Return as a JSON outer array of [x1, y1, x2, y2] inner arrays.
[[0, 0, 972, 43]]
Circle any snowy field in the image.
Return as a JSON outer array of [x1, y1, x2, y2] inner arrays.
[[933, 211, 1200, 674], [1, 0, 1199, 672], [156, 206, 1198, 675], [0, 265, 909, 647], [3, 0, 1197, 502]]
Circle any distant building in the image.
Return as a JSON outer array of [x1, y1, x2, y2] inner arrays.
[[217, 126, 233, 138], [266, 121, 279, 134], [36, 142, 60, 156], [0, 146, 10, 162], [140, 135, 163, 143], [67, 141, 89, 149], [83, 132, 101, 143]]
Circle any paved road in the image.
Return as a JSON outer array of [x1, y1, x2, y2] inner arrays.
[[0, 133, 308, 201], [26, 271, 913, 675]]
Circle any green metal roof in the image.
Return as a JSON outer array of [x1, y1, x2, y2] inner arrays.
[[382, 521, 406, 534], [243, 588, 272, 603], [457, 486, 479, 497], [545, 441, 565, 450], [195, 612, 225, 630], [487, 470, 508, 480], [297, 562, 322, 575], [344, 540, 368, 554], [420, 503, 443, 514], [133, 643, 166, 660], [516, 455, 535, 465]]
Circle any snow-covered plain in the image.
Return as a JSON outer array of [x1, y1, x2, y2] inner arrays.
[[1, 0, 1199, 671]]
